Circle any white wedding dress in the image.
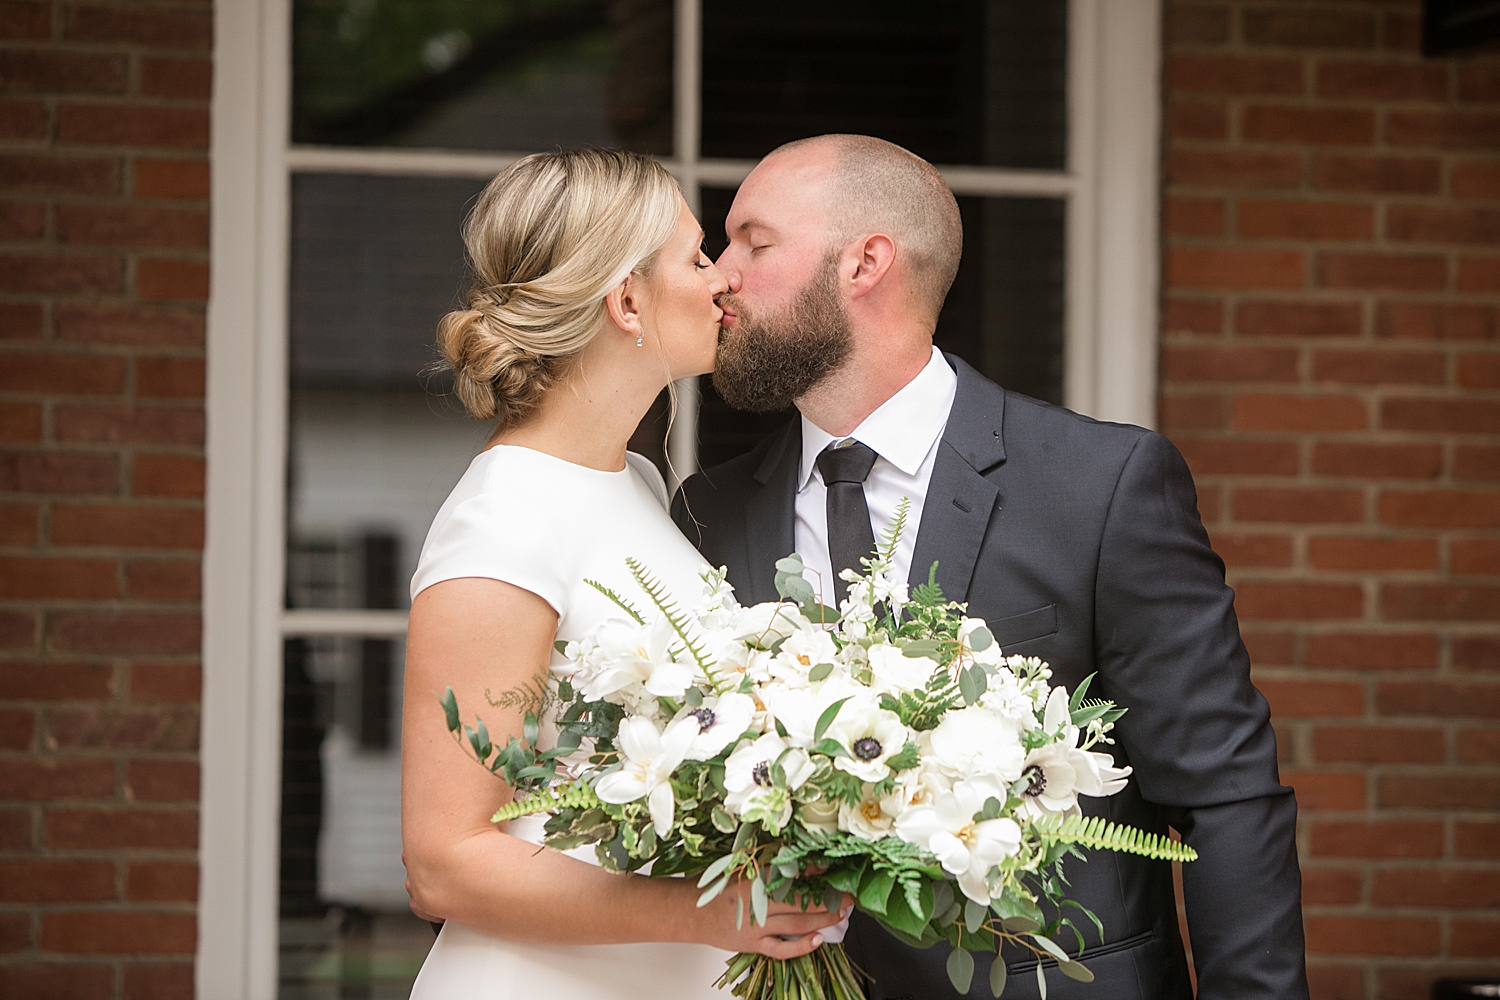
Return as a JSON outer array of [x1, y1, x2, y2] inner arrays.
[[407, 444, 733, 998]]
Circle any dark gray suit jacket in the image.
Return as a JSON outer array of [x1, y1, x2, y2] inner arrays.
[[671, 355, 1308, 1000]]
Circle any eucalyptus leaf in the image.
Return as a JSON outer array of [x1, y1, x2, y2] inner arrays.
[[698, 853, 736, 887], [775, 555, 805, 575], [750, 874, 769, 926], [802, 604, 840, 626], [1059, 961, 1095, 983], [964, 898, 987, 934], [439, 687, 459, 732], [697, 872, 730, 908], [931, 879, 954, 917], [967, 625, 993, 652], [813, 697, 851, 742], [959, 666, 982, 706], [902, 639, 942, 658], [685, 687, 703, 708], [735, 894, 744, 931], [1036, 963, 1047, 1000], [783, 576, 816, 605], [988, 957, 1007, 998], [1000, 915, 1041, 934], [807, 662, 835, 682], [1030, 934, 1071, 965], [945, 947, 975, 995]]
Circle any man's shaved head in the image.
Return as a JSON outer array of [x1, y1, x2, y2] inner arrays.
[[766, 134, 963, 320]]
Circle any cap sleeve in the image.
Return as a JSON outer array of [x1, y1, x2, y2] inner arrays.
[[409, 492, 571, 614]]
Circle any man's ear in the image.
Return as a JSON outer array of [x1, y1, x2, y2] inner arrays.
[[604, 273, 645, 341], [847, 233, 896, 300]]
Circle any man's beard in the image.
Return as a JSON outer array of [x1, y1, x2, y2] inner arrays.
[[711, 252, 852, 413]]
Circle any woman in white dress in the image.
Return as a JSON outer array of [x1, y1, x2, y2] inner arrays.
[[402, 149, 848, 998]]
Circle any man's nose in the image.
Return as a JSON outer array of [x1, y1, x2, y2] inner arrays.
[[715, 253, 741, 294]]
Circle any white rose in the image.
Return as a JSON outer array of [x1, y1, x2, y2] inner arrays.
[[866, 642, 941, 697]]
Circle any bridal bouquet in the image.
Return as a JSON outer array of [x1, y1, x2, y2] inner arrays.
[[442, 503, 1196, 1000]]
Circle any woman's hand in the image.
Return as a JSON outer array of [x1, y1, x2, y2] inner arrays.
[[676, 878, 852, 959]]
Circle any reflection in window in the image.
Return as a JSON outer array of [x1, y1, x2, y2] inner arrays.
[[694, 186, 1065, 469], [293, 0, 673, 153], [700, 0, 1066, 167]]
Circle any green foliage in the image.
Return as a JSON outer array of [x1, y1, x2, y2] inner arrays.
[[880, 667, 963, 732], [584, 578, 647, 624], [490, 780, 602, 823], [1031, 813, 1200, 863], [627, 557, 728, 693]]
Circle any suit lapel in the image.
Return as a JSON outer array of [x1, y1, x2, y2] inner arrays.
[[908, 354, 1008, 604], [742, 421, 800, 605]]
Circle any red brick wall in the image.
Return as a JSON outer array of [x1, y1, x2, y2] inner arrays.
[[0, 1, 208, 995], [1163, 3, 1500, 997]]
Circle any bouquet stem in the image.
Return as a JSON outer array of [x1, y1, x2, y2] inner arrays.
[[716, 943, 865, 1000]]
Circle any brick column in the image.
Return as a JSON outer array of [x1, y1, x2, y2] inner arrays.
[[1163, 3, 1499, 998], [1, 2, 208, 996]]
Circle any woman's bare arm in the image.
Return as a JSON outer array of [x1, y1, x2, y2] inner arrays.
[[400, 577, 847, 956]]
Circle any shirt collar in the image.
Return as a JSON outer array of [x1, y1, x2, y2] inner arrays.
[[798, 346, 957, 490]]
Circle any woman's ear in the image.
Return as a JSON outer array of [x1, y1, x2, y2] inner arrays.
[[604, 274, 645, 342]]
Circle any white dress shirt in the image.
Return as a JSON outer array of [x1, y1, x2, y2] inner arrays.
[[794, 346, 958, 602]]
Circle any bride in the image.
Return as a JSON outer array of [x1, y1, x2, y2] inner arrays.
[[402, 149, 848, 997]]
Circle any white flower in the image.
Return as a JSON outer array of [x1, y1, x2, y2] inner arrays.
[[958, 617, 1004, 666], [865, 642, 940, 696], [673, 691, 756, 761], [830, 701, 910, 783], [1016, 738, 1132, 819], [724, 733, 815, 815], [595, 716, 697, 836], [839, 783, 902, 841], [976, 667, 1037, 726], [798, 795, 841, 834], [696, 567, 741, 630], [573, 617, 694, 702], [928, 706, 1026, 784], [759, 677, 862, 749], [894, 776, 1022, 904], [767, 628, 840, 688], [734, 602, 809, 648]]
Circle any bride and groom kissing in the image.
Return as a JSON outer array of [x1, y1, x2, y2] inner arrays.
[[400, 135, 1309, 999]]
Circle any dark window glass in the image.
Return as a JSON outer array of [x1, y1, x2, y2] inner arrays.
[[292, 0, 673, 154], [700, 0, 1066, 168], [695, 185, 1064, 470]]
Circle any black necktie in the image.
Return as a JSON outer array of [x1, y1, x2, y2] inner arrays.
[[816, 440, 878, 608]]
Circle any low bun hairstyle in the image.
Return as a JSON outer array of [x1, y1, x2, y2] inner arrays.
[[437, 148, 684, 424]]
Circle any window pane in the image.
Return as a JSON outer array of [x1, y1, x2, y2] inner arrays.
[[292, 0, 673, 154], [700, 0, 1066, 167], [695, 186, 1064, 468], [287, 173, 491, 612]]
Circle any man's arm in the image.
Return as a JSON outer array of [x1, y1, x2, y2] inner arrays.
[[1094, 431, 1309, 999]]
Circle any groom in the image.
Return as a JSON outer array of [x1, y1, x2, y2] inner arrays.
[[671, 135, 1309, 1000]]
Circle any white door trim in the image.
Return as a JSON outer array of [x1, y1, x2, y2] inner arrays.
[[199, 0, 291, 995]]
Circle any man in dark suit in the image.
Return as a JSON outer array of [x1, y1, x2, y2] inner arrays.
[[671, 134, 1308, 999]]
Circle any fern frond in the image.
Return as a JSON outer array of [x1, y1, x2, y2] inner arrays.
[[1031, 814, 1199, 863], [486, 673, 554, 715], [491, 781, 602, 823], [626, 557, 728, 693], [876, 498, 912, 564], [585, 579, 647, 624]]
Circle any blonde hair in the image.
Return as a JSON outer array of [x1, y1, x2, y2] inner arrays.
[[437, 148, 683, 424]]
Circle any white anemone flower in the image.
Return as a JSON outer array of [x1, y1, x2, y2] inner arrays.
[[865, 642, 941, 696], [723, 732, 815, 815], [928, 705, 1026, 784], [1016, 738, 1132, 819], [674, 691, 756, 761], [894, 776, 1022, 904], [594, 716, 697, 836], [830, 701, 910, 783], [580, 617, 694, 702]]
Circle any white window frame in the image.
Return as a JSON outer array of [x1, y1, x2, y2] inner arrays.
[[199, 1, 1160, 994]]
